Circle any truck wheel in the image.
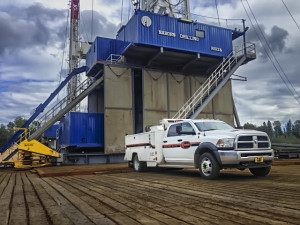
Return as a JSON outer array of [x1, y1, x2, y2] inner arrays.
[[249, 166, 271, 177], [133, 155, 147, 172], [128, 161, 133, 168], [199, 153, 220, 179]]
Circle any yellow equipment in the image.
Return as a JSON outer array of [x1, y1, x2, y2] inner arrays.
[[2, 128, 60, 169]]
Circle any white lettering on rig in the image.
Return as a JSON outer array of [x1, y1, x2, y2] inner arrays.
[[211, 46, 223, 52], [158, 30, 176, 37], [180, 34, 199, 41]]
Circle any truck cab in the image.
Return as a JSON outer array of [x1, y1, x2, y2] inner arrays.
[[125, 119, 274, 179]]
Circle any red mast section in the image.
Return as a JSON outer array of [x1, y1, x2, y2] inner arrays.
[[71, 0, 80, 20]]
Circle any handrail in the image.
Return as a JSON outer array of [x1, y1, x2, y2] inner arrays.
[[37, 77, 93, 128], [106, 54, 122, 64], [0, 66, 87, 153], [173, 43, 255, 119]]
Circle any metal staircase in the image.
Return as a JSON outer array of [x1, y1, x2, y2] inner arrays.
[[172, 43, 256, 119], [0, 66, 87, 154], [29, 76, 103, 140], [1, 69, 104, 163]]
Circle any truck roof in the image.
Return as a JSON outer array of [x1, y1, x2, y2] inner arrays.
[[161, 118, 222, 126]]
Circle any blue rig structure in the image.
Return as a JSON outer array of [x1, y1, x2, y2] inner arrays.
[[1, 9, 256, 165]]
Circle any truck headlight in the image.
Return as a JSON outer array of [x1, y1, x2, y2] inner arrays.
[[217, 138, 234, 149]]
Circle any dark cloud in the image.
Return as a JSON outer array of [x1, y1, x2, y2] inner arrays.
[[268, 26, 289, 53], [193, 0, 238, 8], [0, 3, 66, 55], [80, 10, 119, 41], [246, 24, 289, 59]]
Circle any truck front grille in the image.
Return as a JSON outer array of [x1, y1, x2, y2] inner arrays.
[[236, 135, 270, 150]]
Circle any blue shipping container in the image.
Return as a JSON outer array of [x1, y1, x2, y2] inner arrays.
[[57, 112, 104, 149], [44, 125, 59, 138], [117, 10, 236, 58], [86, 37, 130, 72]]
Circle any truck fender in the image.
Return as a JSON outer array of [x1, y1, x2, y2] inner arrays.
[[194, 142, 222, 168]]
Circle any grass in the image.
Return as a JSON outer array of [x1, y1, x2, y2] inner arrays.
[[271, 135, 300, 145]]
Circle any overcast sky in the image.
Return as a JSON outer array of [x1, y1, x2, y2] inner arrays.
[[0, 0, 299, 127]]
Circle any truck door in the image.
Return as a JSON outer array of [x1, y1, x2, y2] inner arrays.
[[162, 122, 200, 164]]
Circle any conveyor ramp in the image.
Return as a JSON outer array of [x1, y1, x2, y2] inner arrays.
[[1, 67, 104, 163]]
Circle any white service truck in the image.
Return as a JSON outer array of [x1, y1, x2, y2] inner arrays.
[[124, 119, 274, 179]]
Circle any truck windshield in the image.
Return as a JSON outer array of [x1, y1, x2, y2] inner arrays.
[[195, 121, 234, 131]]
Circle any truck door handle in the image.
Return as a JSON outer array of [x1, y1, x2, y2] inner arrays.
[[163, 140, 167, 143], [177, 139, 182, 142]]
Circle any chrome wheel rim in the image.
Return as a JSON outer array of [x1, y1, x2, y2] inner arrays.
[[201, 157, 212, 176], [134, 157, 139, 170]]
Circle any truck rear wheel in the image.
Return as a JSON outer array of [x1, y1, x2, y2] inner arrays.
[[249, 166, 271, 177], [133, 155, 147, 172], [199, 152, 220, 179]]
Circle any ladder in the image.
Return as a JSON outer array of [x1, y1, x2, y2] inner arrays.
[[1, 74, 104, 163], [172, 43, 256, 119]]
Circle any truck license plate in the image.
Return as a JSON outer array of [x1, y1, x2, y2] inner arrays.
[[255, 157, 264, 163]]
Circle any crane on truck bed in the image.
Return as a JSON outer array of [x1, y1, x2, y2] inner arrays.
[[2, 128, 60, 169]]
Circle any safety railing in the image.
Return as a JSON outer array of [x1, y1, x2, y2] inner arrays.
[[106, 54, 123, 64], [172, 43, 255, 119], [36, 77, 93, 129]]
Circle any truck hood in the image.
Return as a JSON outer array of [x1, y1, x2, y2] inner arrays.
[[203, 129, 268, 139]]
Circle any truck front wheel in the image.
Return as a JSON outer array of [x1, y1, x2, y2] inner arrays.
[[199, 153, 220, 179], [133, 155, 147, 172], [249, 166, 271, 177]]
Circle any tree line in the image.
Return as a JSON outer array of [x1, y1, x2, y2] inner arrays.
[[0, 116, 41, 149], [243, 119, 300, 142], [1, 116, 299, 149]]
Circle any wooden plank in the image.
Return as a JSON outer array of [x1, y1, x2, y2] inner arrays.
[[116, 172, 300, 214], [0, 173, 11, 197], [9, 173, 27, 225], [26, 172, 74, 225], [61, 176, 187, 225], [99, 172, 300, 224], [35, 163, 131, 177], [44, 177, 116, 225], [0, 172, 7, 184], [0, 173, 15, 225], [67, 175, 166, 208], [36, 177, 94, 225], [20, 173, 50, 225], [54, 177, 117, 215], [53, 176, 140, 225]]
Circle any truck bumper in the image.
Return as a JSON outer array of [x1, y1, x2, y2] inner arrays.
[[218, 149, 274, 168]]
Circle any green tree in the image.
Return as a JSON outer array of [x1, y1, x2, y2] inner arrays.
[[267, 120, 273, 138], [273, 121, 283, 137], [257, 121, 267, 133], [292, 120, 300, 138], [286, 119, 292, 136], [29, 121, 41, 135], [243, 122, 257, 130], [14, 116, 27, 128], [0, 124, 10, 148]]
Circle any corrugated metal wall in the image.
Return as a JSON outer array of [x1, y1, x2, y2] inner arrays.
[[95, 65, 234, 154], [143, 70, 168, 126], [117, 10, 233, 58], [143, 69, 234, 129], [104, 66, 133, 154], [168, 73, 190, 112]]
